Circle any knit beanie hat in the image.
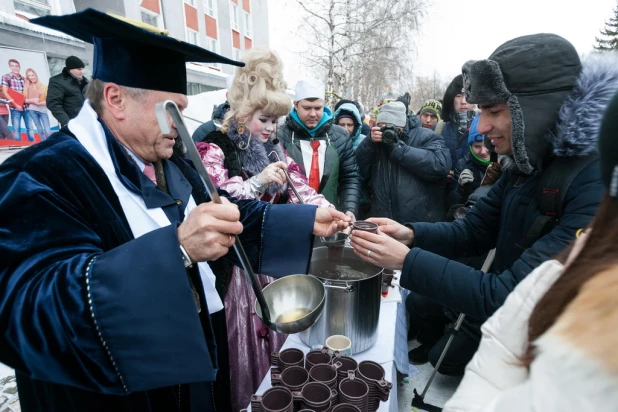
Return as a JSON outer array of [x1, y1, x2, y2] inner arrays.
[[419, 99, 442, 120], [376, 101, 407, 128], [598, 90, 618, 199], [65, 55, 85, 70], [467, 115, 483, 145]]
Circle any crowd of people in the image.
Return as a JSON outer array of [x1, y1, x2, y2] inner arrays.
[[0, 7, 617, 412], [0, 55, 88, 142]]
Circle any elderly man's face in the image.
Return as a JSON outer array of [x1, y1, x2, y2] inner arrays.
[[477, 102, 512, 155], [124, 90, 189, 163], [295, 99, 324, 129]]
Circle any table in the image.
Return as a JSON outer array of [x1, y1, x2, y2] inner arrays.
[[249, 280, 409, 412]]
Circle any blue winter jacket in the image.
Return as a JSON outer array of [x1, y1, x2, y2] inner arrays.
[[401, 52, 618, 322]]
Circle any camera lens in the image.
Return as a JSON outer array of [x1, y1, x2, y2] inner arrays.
[[382, 128, 398, 144]]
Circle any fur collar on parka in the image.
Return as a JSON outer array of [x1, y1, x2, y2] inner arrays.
[[463, 34, 618, 175]]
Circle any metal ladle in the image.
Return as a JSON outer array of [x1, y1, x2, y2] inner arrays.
[[267, 151, 332, 245], [155, 100, 274, 328]]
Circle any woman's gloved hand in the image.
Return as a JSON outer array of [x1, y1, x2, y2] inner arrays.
[[458, 169, 474, 186]]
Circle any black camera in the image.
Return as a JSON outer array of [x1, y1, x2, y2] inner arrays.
[[380, 126, 399, 145]]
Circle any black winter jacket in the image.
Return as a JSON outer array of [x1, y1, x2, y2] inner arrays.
[[192, 101, 230, 143], [355, 115, 451, 224], [278, 115, 361, 215], [47, 68, 88, 126], [449, 149, 489, 206]]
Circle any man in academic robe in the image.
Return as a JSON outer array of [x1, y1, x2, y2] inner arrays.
[[0, 9, 349, 412]]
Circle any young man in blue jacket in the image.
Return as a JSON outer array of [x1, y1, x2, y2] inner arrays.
[[350, 33, 614, 375]]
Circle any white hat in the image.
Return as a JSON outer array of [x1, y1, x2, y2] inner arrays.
[[295, 78, 325, 101], [226, 75, 234, 89]]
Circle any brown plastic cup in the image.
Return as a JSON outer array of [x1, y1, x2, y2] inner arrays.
[[309, 361, 342, 390], [271, 348, 304, 371], [305, 347, 332, 371], [271, 365, 310, 392], [338, 371, 369, 411], [351, 221, 378, 234], [335, 356, 358, 385], [357, 361, 392, 406], [250, 386, 294, 412], [332, 405, 362, 412], [293, 382, 337, 412]]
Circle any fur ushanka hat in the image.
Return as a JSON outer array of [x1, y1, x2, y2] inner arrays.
[[462, 33, 582, 175]]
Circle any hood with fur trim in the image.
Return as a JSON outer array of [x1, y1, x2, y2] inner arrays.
[[464, 34, 618, 175]]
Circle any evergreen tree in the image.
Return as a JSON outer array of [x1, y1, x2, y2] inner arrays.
[[595, 3, 618, 51]]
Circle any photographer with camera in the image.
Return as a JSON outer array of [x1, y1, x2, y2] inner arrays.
[[356, 101, 451, 224]]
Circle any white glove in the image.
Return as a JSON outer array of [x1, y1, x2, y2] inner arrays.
[[458, 169, 474, 186]]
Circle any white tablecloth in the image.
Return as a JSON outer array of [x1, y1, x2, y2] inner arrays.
[[248, 282, 408, 412]]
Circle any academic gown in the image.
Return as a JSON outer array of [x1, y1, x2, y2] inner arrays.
[[0, 123, 317, 412]]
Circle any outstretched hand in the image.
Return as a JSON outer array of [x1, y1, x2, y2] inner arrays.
[[349, 229, 409, 270], [365, 217, 414, 246], [314, 208, 351, 237]]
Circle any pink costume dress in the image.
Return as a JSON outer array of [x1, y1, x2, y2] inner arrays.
[[197, 125, 332, 411]]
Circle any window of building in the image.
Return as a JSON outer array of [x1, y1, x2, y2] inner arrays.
[[230, 2, 239, 31], [186, 29, 199, 45], [207, 37, 221, 69], [205, 0, 216, 17], [243, 11, 251, 38], [141, 9, 164, 29], [186, 82, 219, 96], [184, 0, 197, 7], [13, 0, 52, 17], [233, 48, 241, 61]]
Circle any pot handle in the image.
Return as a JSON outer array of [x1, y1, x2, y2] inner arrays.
[[323, 282, 355, 292]]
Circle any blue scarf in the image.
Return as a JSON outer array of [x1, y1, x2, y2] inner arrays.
[[290, 106, 333, 137]]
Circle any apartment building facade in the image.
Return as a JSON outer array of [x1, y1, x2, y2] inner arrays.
[[0, 0, 270, 94]]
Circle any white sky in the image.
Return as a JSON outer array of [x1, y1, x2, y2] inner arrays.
[[268, 0, 617, 87]]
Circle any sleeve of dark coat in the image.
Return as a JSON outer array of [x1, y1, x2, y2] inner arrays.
[[400, 162, 602, 321], [388, 129, 451, 182], [354, 136, 376, 181], [449, 157, 468, 205], [337, 131, 361, 215], [46, 77, 70, 126]]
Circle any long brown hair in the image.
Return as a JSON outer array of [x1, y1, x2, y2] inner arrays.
[[524, 192, 618, 366]]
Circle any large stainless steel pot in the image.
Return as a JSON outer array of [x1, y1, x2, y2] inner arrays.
[[299, 246, 383, 354]]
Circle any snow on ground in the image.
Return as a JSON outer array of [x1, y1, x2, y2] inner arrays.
[[0, 364, 19, 412]]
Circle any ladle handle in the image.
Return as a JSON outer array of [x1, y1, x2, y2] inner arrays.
[[323, 282, 355, 292], [268, 151, 305, 205], [155, 100, 273, 327]]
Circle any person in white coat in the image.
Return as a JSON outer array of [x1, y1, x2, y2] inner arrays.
[[443, 90, 618, 411]]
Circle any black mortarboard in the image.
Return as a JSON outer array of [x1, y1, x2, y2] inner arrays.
[[31, 8, 244, 95]]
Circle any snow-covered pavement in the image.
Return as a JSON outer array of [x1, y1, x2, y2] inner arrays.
[[0, 363, 19, 412]]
